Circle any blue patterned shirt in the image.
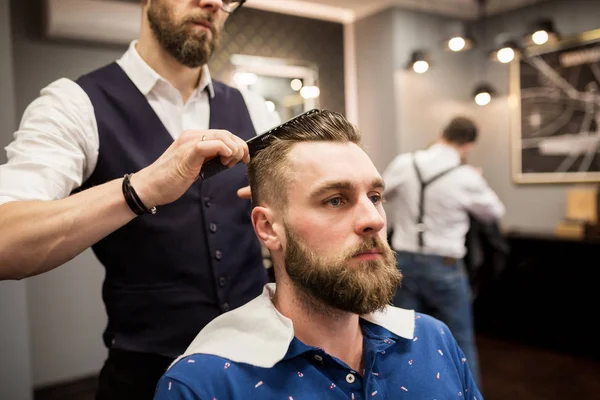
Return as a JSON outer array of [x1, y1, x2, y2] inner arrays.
[[154, 284, 482, 400]]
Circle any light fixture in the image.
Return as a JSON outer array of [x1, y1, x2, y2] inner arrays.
[[473, 84, 495, 106], [233, 72, 257, 86], [300, 86, 320, 99], [532, 31, 549, 45], [443, 22, 474, 52], [290, 78, 303, 91], [497, 47, 515, 63], [448, 36, 467, 52], [490, 39, 520, 63], [524, 18, 560, 46], [413, 60, 429, 74], [265, 100, 276, 113], [407, 51, 430, 74]]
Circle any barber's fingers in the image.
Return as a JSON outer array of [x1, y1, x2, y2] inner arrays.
[[237, 185, 252, 200], [184, 139, 235, 173], [192, 130, 250, 167], [216, 132, 250, 166]]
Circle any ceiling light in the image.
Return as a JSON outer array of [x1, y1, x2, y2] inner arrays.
[[290, 78, 303, 91], [407, 51, 431, 74], [473, 84, 495, 106], [448, 36, 467, 52], [300, 86, 320, 99], [475, 92, 491, 106], [265, 100, 275, 113], [532, 30, 549, 45], [443, 22, 474, 52], [497, 47, 515, 63], [490, 39, 520, 64], [490, 34, 520, 64], [413, 60, 429, 74], [525, 18, 560, 46]]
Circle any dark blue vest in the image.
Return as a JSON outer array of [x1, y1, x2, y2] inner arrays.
[[76, 63, 266, 358]]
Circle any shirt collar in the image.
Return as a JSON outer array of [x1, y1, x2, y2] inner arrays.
[[116, 40, 215, 98], [174, 283, 415, 369], [428, 142, 462, 164]]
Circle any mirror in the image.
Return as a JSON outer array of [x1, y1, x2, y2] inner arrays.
[[230, 54, 321, 121]]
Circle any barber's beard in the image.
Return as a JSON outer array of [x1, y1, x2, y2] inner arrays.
[[147, 0, 220, 68], [283, 223, 402, 316]]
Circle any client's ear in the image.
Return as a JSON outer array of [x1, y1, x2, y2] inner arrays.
[[251, 206, 282, 251]]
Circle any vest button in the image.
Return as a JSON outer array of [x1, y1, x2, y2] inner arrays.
[[221, 303, 230, 312], [215, 250, 222, 260], [219, 276, 226, 287], [210, 223, 218, 233], [204, 197, 212, 207]]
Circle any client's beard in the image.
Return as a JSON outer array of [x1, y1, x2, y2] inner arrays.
[[283, 223, 402, 316]]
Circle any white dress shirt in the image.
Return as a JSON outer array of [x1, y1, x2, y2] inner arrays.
[[383, 143, 505, 259], [173, 283, 415, 368], [0, 40, 281, 205]]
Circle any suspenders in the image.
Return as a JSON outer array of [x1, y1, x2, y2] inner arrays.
[[412, 154, 462, 250]]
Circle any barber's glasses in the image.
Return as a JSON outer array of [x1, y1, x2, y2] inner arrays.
[[221, 0, 246, 14]]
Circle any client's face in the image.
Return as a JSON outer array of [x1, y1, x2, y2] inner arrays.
[[281, 142, 402, 315]]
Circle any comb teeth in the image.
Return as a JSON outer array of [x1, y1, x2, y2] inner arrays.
[[260, 109, 321, 136], [248, 108, 322, 157], [199, 108, 323, 181]]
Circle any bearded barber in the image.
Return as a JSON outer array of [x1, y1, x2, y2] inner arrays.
[[0, 1, 278, 398]]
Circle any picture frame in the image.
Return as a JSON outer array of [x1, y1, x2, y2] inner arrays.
[[510, 28, 600, 184]]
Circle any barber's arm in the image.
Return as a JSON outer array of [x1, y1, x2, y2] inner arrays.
[[0, 81, 248, 280], [463, 168, 505, 222]]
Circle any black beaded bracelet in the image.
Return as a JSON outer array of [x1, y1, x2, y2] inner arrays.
[[122, 174, 157, 216]]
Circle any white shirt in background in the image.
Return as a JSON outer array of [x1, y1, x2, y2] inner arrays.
[[0, 40, 279, 205], [383, 143, 505, 259]]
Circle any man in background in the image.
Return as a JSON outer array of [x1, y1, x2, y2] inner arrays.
[[0, 1, 276, 398], [154, 110, 482, 400], [382, 116, 505, 385]]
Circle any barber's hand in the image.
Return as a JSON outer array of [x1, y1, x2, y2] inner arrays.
[[130, 130, 250, 208], [237, 186, 252, 200]]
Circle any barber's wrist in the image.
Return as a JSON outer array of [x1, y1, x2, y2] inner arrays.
[[129, 171, 157, 210]]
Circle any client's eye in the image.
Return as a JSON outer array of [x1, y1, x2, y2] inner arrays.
[[325, 197, 346, 207], [370, 194, 383, 204]]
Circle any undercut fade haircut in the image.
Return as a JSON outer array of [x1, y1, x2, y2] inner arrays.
[[248, 110, 361, 211], [442, 116, 478, 145]]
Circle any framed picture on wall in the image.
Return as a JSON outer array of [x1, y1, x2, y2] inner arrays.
[[510, 28, 600, 184]]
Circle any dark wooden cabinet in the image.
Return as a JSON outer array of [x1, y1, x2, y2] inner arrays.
[[473, 231, 600, 360]]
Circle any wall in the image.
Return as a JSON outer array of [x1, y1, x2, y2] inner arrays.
[[8, 0, 346, 387], [467, 0, 600, 231], [10, 0, 125, 386], [355, 11, 397, 173], [392, 9, 477, 154], [356, 0, 600, 232], [210, 7, 346, 114], [0, 0, 34, 398], [356, 8, 476, 221]]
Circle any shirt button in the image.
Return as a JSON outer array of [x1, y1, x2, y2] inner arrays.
[[219, 276, 226, 287], [215, 250, 222, 260], [221, 303, 230, 312], [204, 197, 212, 207], [209, 223, 217, 233], [346, 373, 356, 384], [314, 354, 323, 362]]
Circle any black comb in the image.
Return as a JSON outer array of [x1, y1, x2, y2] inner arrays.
[[199, 108, 322, 181]]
